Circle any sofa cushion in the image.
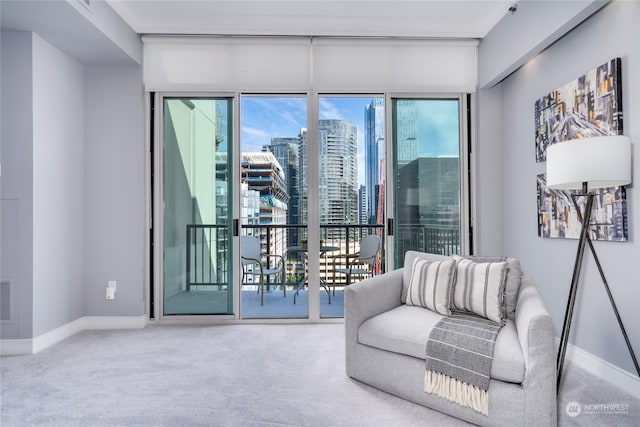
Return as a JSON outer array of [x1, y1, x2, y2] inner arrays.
[[452, 256, 507, 324], [358, 305, 525, 384], [405, 257, 457, 315], [465, 255, 522, 321], [401, 251, 523, 321], [401, 251, 449, 304]]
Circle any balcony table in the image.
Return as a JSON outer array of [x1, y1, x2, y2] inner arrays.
[[287, 245, 338, 305]]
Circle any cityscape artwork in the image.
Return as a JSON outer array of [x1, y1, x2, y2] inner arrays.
[[535, 57, 627, 241], [534, 58, 623, 162], [537, 174, 628, 241]]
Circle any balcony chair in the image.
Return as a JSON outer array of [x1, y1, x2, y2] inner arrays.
[[240, 235, 286, 306], [331, 234, 381, 295]]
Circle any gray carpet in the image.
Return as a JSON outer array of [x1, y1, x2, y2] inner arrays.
[[1, 324, 638, 426]]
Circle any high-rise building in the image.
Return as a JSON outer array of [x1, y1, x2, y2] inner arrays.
[[398, 157, 460, 228], [264, 137, 301, 246], [317, 120, 358, 237], [396, 156, 459, 255], [358, 184, 367, 225], [240, 152, 289, 256], [395, 100, 419, 165], [164, 99, 229, 295], [376, 157, 386, 228], [298, 128, 308, 229], [240, 182, 260, 227], [365, 98, 385, 225]]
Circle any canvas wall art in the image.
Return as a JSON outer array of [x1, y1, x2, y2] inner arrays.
[[534, 58, 622, 162], [537, 174, 628, 241], [535, 58, 627, 241]]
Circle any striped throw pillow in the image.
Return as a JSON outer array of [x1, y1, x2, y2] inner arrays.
[[453, 256, 507, 324], [406, 257, 457, 315]]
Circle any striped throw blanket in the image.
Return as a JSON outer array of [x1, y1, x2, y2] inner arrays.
[[425, 313, 503, 416]]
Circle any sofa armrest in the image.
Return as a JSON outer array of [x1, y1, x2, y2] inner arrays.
[[345, 268, 404, 330], [344, 268, 404, 375], [515, 276, 557, 424]]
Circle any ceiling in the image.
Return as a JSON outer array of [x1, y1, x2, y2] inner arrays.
[[0, 0, 516, 65], [106, 0, 515, 39]]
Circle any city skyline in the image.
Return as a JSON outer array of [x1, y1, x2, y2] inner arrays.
[[241, 97, 460, 159], [240, 97, 461, 231], [241, 96, 372, 186]]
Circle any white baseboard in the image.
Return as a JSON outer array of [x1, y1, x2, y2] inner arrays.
[[32, 317, 86, 354], [0, 315, 148, 356], [83, 315, 148, 330], [561, 339, 640, 398], [0, 339, 34, 356]]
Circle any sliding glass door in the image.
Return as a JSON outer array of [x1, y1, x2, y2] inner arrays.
[[391, 98, 468, 268], [239, 95, 307, 319], [317, 96, 385, 317], [155, 94, 469, 319], [237, 95, 387, 319], [162, 97, 234, 315]]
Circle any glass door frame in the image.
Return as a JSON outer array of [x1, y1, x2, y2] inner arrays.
[[315, 93, 387, 318], [151, 91, 473, 322], [384, 93, 472, 269], [238, 93, 313, 320], [153, 91, 238, 321], [306, 92, 322, 321]]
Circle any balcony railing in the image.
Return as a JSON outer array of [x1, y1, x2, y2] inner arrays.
[[186, 223, 459, 291], [395, 223, 460, 265], [186, 224, 230, 291]]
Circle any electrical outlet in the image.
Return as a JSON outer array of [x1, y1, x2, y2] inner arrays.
[[106, 281, 116, 300]]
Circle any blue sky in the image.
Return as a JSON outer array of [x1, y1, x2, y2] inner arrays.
[[241, 96, 372, 151], [240, 97, 460, 185], [412, 100, 460, 158], [241, 96, 308, 152]]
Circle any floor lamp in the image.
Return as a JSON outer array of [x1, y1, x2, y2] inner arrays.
[[546, 135, 639, 391]]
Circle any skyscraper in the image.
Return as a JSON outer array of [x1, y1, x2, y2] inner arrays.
[[395, 100, 419, 165], [298, 128, 308, 227], [358, 184, 367, 226], [240, 152, 289, 255], [265, 137, 300, 246], [316, 120, 358, 237], [365, 98, 385, 225]]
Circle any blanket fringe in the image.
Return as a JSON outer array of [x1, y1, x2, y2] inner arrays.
[[425, 370, 489, 416]]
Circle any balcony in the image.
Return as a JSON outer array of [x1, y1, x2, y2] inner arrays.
[[176, 222, 459, 319]]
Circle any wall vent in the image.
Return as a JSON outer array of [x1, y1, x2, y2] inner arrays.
[[0, 280, 11, 322]]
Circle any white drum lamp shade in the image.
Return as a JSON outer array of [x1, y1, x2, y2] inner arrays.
[[546, 135, 632, 191]]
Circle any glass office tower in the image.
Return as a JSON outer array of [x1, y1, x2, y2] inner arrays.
[[364, 98, 385, 225], [317, 119, 358, 237]]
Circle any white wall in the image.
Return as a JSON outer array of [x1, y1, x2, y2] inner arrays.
[[474, 85, 503, 256], [481, 0, 639, 377], [84, 65, 145, 317], [1, 29, 146, 342], [31, 34, 87, 336], [0, 31, 34, 339]]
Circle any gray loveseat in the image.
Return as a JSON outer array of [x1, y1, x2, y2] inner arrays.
[[345, 251, 557, 426]]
